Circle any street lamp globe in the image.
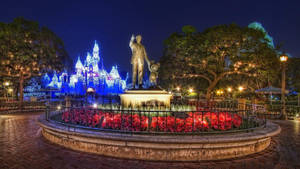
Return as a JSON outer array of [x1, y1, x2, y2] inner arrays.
[[227, 87, 232, 92], [4, 81, 10, 86], [280, 55, 288, 62], [238, 86, 244, 92]]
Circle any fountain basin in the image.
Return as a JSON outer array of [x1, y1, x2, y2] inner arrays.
[[39, 117, 280, 161]]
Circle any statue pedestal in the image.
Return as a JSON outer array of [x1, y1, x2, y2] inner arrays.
[[119, 89, 172, 108]]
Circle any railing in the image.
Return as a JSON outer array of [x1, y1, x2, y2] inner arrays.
[[47, 103, 266, 134], [265, 104, 300, 119], [0, 101, 46, 114]]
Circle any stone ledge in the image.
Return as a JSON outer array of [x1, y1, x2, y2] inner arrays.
[[39, 117, 280, 161]]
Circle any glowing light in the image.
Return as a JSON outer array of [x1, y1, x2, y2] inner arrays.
[[280, 55, 288, 62], [238, 86, 244, 92], [43, 40, 127, 95], [75, 56, 84, 70], [57, 105, 61, 110], [189, 88, 193, 93], [4, 82, 10, 86], [87, 88, 95, 92], [86, 52, 92, 65], [227, 87, 232, 92], [8, 88, 13, 93], [120, 90, 172, 108], [93, 103, 98, 108], [176, 87, 180, 91], [109, 66, 121, 79], [216, 89, 224, 95], [48, 72, 62, 88]]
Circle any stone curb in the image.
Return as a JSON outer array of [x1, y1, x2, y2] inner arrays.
[[38, 117, 280, 144], [38, 115, 281, 161]]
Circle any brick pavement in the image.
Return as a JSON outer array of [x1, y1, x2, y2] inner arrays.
[[0, 112, 299, 169]]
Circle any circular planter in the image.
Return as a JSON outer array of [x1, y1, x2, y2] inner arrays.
[[39, 117, 280, 161]]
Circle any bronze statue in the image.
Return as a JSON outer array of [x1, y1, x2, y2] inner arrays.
[[148, 60, 160, 86], [129, 34, 150, 88]]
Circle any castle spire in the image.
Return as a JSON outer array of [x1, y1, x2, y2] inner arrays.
[[93, 40, 100, 62], [75, 56, 84, 70], [86, 52, 92, 66], [93, 40, 99, 52]]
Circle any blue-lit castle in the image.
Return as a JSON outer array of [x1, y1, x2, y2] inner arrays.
[[42, 41, 127, 95]]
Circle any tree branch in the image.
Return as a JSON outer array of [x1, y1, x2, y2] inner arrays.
[[178, 74, 212, 84], [221, 70, 253, 78], [0, 72, 20, 78], [206, 69, 217, 79], [188, 63, 217, 79], [24, 73, 32, 79]]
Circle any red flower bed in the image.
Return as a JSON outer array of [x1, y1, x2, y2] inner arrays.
[[61, 109, 243, 132]]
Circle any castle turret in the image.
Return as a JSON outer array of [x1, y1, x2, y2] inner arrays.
[[75, 56, 84, 70], [93, 41, 100, 61], [86, 52, 92, 67]]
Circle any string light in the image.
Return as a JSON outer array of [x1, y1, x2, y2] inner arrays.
[[93, 103, 98, 108], [227, 87, 232, 92], [238, 86, 244, 92]]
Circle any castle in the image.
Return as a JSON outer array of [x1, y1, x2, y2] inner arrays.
[[42, 41, 127, 95]]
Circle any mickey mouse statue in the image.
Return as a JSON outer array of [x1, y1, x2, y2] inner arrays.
[[148, 60, 160, 87]]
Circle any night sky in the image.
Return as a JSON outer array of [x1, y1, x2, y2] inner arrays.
[[0, 0, 299, 72]]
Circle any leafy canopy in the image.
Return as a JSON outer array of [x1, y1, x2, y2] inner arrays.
[[0, 17, 69, 79], [159, 24, 279, 98]]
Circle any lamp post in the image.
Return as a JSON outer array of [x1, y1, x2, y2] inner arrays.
[[227, 87, 232, 99], [8, 88, 13, 101], [280, 54, 288, 120]]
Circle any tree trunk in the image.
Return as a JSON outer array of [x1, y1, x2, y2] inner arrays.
[[205, 90, 212, 101], [205, 77, 221, 101], [19, 73, 24, 110], [15, 86, 19, 101]]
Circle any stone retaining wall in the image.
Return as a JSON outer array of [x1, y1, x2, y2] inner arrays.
[[39, 118, 280, 161]]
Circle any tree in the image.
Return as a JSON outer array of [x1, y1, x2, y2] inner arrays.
[[0, 17, 69, 104], [159, 24, 279, 100], [287, 57, 300, 92]]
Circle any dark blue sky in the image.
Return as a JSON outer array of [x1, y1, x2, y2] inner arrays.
[[1, 0, 299, 72]]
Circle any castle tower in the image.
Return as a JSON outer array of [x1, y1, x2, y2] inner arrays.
[[92, 41, 101, 72], [75, 56, 84, 76], [93, 41, 100, 62], [86, 52, 92, 67]]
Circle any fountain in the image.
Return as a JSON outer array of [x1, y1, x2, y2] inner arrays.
[[39, 35, 280, 161]]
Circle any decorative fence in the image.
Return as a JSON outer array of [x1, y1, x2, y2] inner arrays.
[[47, 101, 266, 134], [0, 101, 46, 114], [264, 104, 300, 119]]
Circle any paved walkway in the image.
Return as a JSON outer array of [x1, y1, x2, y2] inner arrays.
[[0, 112, 299, 169]]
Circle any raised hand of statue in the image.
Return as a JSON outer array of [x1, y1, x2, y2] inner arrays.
[[131, 34, 135, 41]]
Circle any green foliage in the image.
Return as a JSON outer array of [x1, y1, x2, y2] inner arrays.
[[0, 17, 69, 100], [181, 25, 197, 34], [287, 57, 300, 92], [0, 17, 69, 76], [159, 24, 280, 99]]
